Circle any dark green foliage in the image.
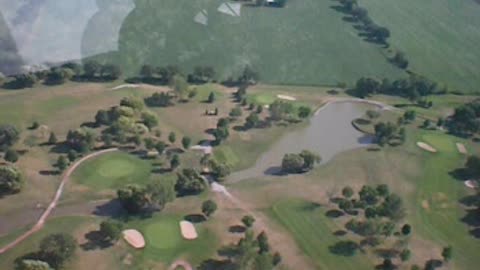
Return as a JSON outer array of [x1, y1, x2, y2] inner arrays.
[[175, 168, 207, 195], [145, 92, 174, 107], [141, 111, 158, 129], [269, 100, 294, 121], [245, 113, 261, 129], [209, 160, 231, 180], [400, 248, 411, 261], [99, 220, 123, 242], [359, 185, 379, 205], [4, 148, 19, 163], [466, 155, 480, 178], [329, 240, 359, 256], [66, 129, 95, 153], [48, 132, 58, 145], [257, 231, 270, 254], [0, 124, 20, 151], [238, 66, 259, 85], [374, 122, 403, 146], [365, 207, 377, 219], [56, 156, 68, 172], [170, 154, 180, 170], [242, 215, 256, 228], [154, 141, 167, 154], [300, 150, 321, 170], [392, 51, 409, 69], [376, 184, 390, 197], [377, 193, 405, 220], [95, 110, 111, 126], [144, 138, 155, 150], [229, 107, 243, 118], [202, 200, 218, 217], [67, 150, 77, 162], [281, 150, 320, 174], [16, 259, 53, 270], [168, 132, 176, 144], [120, 97, 144, 111], [366, 110, 380, 119], [0, 165, 22, 194], [3, 73, 37, 89], [272, 252, 282, 266], [189, 66, 215, 83], [38, 233, 77, 269], [442, 246, 452, 262], [208, 92, 216, 103], [403, 110, 416, 123], [401, 224, 411, 235], [298, 106, 312, 119], [117, 185, 150, 214], [342, 186, 354, 198], [378, 258, 396, 270], [181, 136, 191, 150]]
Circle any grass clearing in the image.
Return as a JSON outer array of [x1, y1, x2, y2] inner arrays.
[[72, 151, 152, 190]]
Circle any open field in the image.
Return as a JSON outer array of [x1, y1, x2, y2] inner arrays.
[[85, 0, 403, 85], [72, 151, 152, 190], [362, 0, 480, 94]]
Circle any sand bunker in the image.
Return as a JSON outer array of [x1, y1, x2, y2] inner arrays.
[[194, 10, 208, 25], [123, 229, 146, 249], [180, 221, 198, 240], [465, 180, 479, 189], [416, 142, 437, 153], [277, 94, 297, 101], [456, 143, 467, 154], [421, 200, 430, 210], [191, 145, 213, 154], [112, 84, 140, 90]]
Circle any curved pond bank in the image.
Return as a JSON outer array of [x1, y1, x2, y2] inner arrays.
[[228, 101, 376, 182]]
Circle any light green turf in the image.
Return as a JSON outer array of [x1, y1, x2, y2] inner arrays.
[[247, 93, 276, 105], [128, 215, 217, 265], [84, 0, 403, 85], [411, 131, 480, 270], [268, 199, 372, 270], [72, 152, 152, 189], [362, 0, 480, 93]]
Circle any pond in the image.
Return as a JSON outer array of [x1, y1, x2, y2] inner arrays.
[[228, 101, 376, 182]]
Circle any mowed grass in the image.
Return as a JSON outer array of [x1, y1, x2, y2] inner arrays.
[[127, 215, 217, 265], [85, 0, 402, 85], [362, 0, 480, 93], [411, 131, 480, 270], [268, 200, 372, 270], [72, 152, 152, 190]]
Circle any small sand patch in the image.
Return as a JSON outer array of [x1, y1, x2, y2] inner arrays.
[[456, 143, 467, 154], [417, 142, 437, 153], [123, 229, 146, 249], [465, 180, 479, 189], [277, 94, 297, 101], [421, 200, 430, 210], [112, 84, 139, 90], [180, 221, 198, 240]]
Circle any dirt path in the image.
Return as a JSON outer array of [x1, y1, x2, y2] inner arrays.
[[168, 260, 193, 270], [0, 148, 118, 254]]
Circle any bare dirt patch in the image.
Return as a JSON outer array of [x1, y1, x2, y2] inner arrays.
[[421, 200, 430, 210], [456, 142, 467, 154]]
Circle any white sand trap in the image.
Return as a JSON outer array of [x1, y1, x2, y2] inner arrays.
[[194, 10, 208, 25], [191, 145, 213, 154], [277, 94, 297, 101], [180, 221, 198, 240], [218, 2, 241, 17], [416, 142, 437, 153], [456, 143, 467, 154], [465, 180, 479, 189], [112, 84, 139, 90], [123, 229, 146, 249]]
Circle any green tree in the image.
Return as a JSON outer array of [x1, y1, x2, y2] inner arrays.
[[0, 165, 22, 194], [168, 132, 176, 144], [170, 154, 180, 170], [229, 107, 243, 118], [175, 168, 207, 195], [272, 252, 282, 266], [442, 246, 453, 262], [207, 92, 216, 103], [201, 200, 218, 218], [342, 186, 354, 198], [400, 249, 411, 262], [366, 110, 380, 119], [242, 215, 256, 228], [257, 231, 270, 254], [281, 153, 304, 173], [141, 111, 159, 130], [170, 75, 189, 100], [117, 185, 150, 214], [0, 124, 20, 151], [4, 148, 19, 163], [83, 61, 101, 78], [154, 141, 167, 154], [401, 224, 412, 235], [67, 150, 77, 162], [329, 240, 359, 256], [298, 106, 312, 119], [245, 113, 260, 129], [182, 136, 191, 150], [99, 220, 123, 243], [120, 97, 144, 111], [300, 150, 321, 170], [48, 132, 57, 145], [144, 138, 155, 150], [39, 233, 77, 269], [57, 156, 68, 172]]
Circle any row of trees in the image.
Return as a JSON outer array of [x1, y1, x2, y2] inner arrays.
[[352, 75, 442, 102], [374, 122, 406, 146], [338, 0, 391, 44], [447, 99, 480, 136]]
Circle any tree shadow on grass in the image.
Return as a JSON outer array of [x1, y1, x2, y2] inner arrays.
[[325, 209, 345, 218], [197, 259, 234, 270], [49, 142, 70, 154], [92, 199, 125, 219], [184, 214, 206, 223], [449, 168, 470, 183], [39, 169, 60, 176], [80, 230, 113, 251]]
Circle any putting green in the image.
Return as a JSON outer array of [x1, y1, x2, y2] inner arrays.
[[422, 133, 456, 153], [72, 151, 151, 189], [145, 218, 182, 249]]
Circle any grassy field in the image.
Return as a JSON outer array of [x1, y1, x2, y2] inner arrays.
[[85, 0, 402, 85], [268, 199, 372, 270], [71, 151, 152, 190], [362, 0, 480, 94]]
